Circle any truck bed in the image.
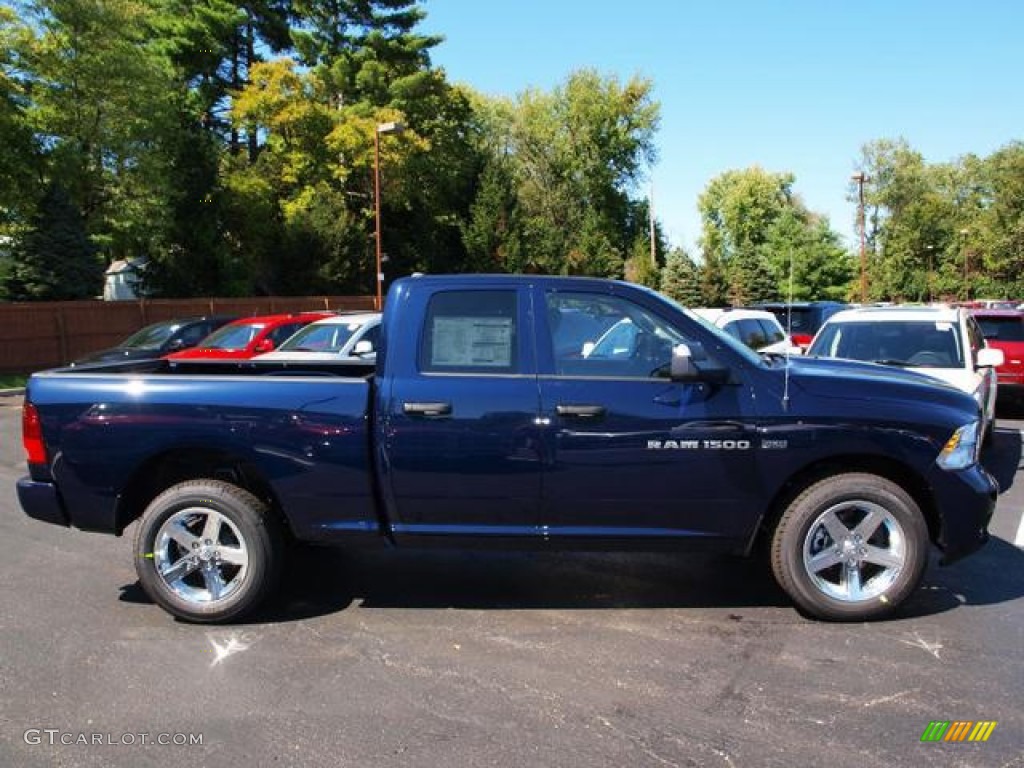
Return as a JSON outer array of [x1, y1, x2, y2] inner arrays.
[[24, 359, 380, 542]]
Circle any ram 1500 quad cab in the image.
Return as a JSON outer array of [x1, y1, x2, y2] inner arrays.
[[17, 275, 997, 622]]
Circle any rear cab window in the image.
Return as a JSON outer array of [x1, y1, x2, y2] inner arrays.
[[419, 290, 521, 375]]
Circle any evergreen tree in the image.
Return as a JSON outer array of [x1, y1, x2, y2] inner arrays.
[[699, 250, 730, 306], [730, 248, 778, 305], [462, 157, 523, 272], [626, 233, 659, 288], [6, 185, 102, 300], [660, 247, 702, 306]]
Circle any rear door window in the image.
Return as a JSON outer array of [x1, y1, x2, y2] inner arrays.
[[419, 291, 519, 374]]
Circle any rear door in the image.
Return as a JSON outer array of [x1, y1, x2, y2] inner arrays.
[[536, 287, 762, 545], [381, 286, 543, 541]]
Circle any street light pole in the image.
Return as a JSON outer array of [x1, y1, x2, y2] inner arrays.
[[851, 172, 868, 303], [373, 121, 404, 311]]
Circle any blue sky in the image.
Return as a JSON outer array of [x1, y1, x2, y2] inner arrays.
[[420, 0, 1023, 253]]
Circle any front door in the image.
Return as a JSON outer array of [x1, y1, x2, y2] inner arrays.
[[537, 288, 761, 545]]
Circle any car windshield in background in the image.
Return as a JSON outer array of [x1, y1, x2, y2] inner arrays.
[[119, 321, 178, 349], [809, 320, 965, 368], [199, 323, 264, 350], [279, 323, 359, 353], [977, 316, 1024, 341], [764, 307, 815, 335]]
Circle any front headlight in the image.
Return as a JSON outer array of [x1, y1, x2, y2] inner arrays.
[[936, 421, 980, 471]]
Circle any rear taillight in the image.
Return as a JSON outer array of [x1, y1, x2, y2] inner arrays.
[[22, 402, 47, 465]]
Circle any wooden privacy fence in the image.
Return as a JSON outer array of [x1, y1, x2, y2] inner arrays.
[[0, 295, 375, 374]]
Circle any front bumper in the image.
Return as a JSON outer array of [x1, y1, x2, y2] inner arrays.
[[17, 477, 69, 527], [931, 463, 998, 564]]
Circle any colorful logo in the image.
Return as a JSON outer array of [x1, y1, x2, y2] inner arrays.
[[921, 721, 997, 742]]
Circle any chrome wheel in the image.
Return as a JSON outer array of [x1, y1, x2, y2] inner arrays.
[[801, 500, 906, 603], [153, 506, 249, 605]]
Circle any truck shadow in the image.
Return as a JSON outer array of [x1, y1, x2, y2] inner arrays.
[[117, 536, 1024, 624], [259, 534, 1024, 623], [898, 537, 1024, 618], [266, 547, 791, 622]]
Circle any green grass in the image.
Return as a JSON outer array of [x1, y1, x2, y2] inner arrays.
[[0, 374, 27, 389]]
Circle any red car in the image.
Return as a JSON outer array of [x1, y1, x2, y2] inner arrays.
[[165, 312, 334, 360], [971, 308, 1024, 400]]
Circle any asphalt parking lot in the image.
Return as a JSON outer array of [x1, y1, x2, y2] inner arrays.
[[0, 397, 1021, 767]]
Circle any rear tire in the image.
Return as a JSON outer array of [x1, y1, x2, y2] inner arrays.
[[133, 479, 283, 623], [771, 473, 928, 621]]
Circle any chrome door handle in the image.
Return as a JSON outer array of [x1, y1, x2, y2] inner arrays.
[[403, 402, 453, 417], [556, 404, 606, 418]]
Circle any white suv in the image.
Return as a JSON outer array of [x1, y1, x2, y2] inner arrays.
[[255, 313, 381, 362], [806, 305, 1004, 436], [693, 308, 801, 355]]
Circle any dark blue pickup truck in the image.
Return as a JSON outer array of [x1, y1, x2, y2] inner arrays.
[[17, 275, 997, 623]]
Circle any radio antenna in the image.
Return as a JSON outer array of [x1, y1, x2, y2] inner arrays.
[[782, 249, 794, 411]]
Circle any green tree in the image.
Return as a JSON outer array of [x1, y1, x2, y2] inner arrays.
[[0, 7, 39, 233], [762, 208, 853, 301], [980, 142, 1024, 294], [462, 156, 523, 272], [699, 166, 848, 303], [698, 250, 730, 306], [469, 69, 659, 277], [5, 184, 102, 300], [659, 247, 702, 306], [17, 0, 177, 268]]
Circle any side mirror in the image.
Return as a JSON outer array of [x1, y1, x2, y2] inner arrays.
[[254, 338, 275, 354], [165, 338, 187, 352], [581, 341, 596, 358], [670, 342, 731, 384], [352, 339, 374, 357], [976, 347, 1004, 368], [670, 344, 699, 381]]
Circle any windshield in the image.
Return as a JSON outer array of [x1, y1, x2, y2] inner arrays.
[[654, 295, 764, 366], [198, 322, 264, 350], [762, 307, 816, 335], [119, 320, 179, 349], [279, 322, 360, 352], [808, 320, 965, 368], [976, 316, 1024, 341]]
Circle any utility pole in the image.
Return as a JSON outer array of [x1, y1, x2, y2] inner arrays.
[[373, 121, 404, 310], [649, 181, 657, 268], [851, 172, 868, 303]]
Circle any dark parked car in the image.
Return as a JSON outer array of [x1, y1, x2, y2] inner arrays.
[[71, 316, 238, 366], [750, 301, 848, 349]]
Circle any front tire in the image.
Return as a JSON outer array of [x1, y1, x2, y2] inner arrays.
[[133, 479, 283, 623], [771, 473, 929, 621]]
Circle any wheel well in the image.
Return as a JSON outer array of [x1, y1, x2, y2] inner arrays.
[[750, 455, 940, 555], [114, 447, 291, 537]]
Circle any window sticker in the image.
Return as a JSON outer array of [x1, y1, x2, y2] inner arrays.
[[935, 322, 953, 332], [432, 316, 513, 367]]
